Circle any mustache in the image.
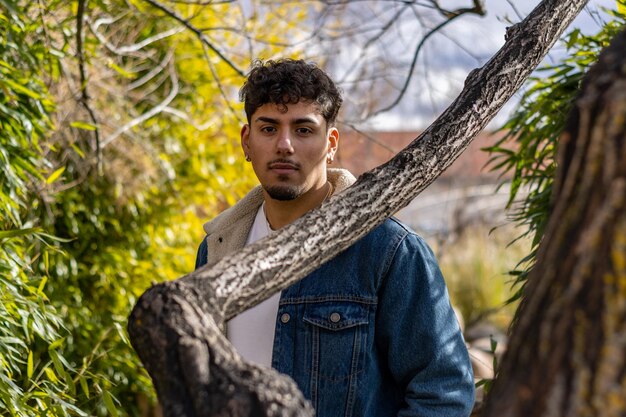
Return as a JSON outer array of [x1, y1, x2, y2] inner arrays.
[[267, 159, 300, 169]]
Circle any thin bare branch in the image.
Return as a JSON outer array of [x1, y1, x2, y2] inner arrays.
[[76, 0, 102, 172], [141, 0, 245, 76], [201, 43, 244, 123], [127, 51, 173, 91], [337, 121, 397, 154], [338, 3, 412, 83], [366, 10, 469, 118], [429, 0, 485, 18], [101, 60, 180, 148], [162, 107, 215, 131], [87, 18, 184, 56], [505, 0, 524, 21]]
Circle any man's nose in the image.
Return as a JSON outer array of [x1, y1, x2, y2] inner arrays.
[[276, 131, 294, 154]]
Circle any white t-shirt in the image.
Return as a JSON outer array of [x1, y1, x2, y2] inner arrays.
[[227, 203, 281, 367]]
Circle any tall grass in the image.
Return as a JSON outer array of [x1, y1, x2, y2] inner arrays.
[[433, 224, 531, 331]]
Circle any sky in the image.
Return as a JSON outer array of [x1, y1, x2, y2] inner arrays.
[[340, 0, 618, 131]]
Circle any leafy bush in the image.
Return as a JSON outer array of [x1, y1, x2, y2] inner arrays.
[[0, 1, 95, 414], [486, 1, 626, 303], [2, 0, 305, 413]]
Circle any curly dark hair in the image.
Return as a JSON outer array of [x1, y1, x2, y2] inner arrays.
[[239, 59, 343, 126]]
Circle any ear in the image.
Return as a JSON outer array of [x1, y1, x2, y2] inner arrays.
[[241, 124, 251, 155], [327, 127, 339, 160]]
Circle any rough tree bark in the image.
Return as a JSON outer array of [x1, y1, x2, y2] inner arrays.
[[128, 0, 589, 415], [482, 26, 626, 417]]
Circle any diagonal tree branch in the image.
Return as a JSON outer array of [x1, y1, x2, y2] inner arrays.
[[128, 0, 589, 415]]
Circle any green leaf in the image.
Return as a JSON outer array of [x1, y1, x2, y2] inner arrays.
[[49, 349, 64, 377], [102, 391, 119, 417], [2, 78, 42, 99], [0, 227, 39, 239], [44, 366, 59, 383], [71, 143, 86, 158], [80, 377, 90, 399], [48, 337, 65, 351]]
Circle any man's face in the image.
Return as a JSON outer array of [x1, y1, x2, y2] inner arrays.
[[241, 101, 338, 201]]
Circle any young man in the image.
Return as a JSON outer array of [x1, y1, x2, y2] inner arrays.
[[195, 59, 475, 416]]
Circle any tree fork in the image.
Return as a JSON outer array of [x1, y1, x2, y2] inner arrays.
[[128, 0, 589, 414], [482, 27, 626, 417]]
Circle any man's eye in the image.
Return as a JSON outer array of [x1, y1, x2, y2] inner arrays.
[[296, 127, 313, 135], [261, 126, 276, 133]]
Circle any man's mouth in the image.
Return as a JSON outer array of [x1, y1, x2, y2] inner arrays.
[[268, 160, 299, 174]]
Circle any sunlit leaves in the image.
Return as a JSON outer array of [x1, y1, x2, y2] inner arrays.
[[3, 0, 308, 414]]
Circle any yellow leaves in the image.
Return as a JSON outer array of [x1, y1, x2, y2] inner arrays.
[[1, 78, 42, 100], [44, 367, 58, 383], [69, 121, 97, 131], [107, 60, 135, 79], [611, 222, 626, 275], [45, 166, 65, 184], [26, 350, 33, 378], [35, 277, 48, 302]]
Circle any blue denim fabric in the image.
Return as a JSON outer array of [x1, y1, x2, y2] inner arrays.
[[196, 218, 475, 416]]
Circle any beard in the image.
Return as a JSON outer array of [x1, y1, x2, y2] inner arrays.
[[264, 184, 303, 201]]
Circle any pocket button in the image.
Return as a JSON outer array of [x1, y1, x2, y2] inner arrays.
[[280, 313, 291, 324], [329, 312, 341, 323]]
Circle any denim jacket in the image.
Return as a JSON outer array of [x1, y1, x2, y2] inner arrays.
[[196, 170, 475, 417]]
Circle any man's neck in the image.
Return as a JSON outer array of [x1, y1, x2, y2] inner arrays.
[[263, 182, 332, 230]]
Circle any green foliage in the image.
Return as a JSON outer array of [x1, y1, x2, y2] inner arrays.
[[0, 1, 95, 414], [486, 2, 626, 303], [2, 0, 309, 414]]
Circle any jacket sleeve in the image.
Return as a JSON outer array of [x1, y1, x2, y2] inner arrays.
[[194, 237, 208, 270], [376, 232, 475, 416]]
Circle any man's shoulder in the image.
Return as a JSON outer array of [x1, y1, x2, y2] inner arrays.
[[370, 217, 418, 242], [347, 217, 424, 260]]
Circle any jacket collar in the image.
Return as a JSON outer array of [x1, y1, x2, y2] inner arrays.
[[202, 168, 356, 266]]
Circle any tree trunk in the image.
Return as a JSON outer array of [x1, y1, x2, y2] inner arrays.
[[481, 26, 626, 417], [127, 0, 589, 415]]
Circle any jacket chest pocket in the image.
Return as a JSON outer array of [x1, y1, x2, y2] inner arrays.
[[302, 300, 370, 381]]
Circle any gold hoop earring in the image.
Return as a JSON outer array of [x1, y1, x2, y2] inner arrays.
[[245, 155, 251, 162]]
